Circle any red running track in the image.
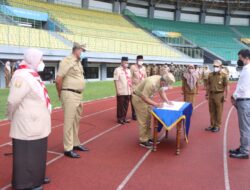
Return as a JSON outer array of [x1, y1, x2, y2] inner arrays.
[[0, 84, 249, 190]]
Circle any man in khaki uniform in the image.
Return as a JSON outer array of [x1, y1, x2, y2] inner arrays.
[[152, 64, 159, 75], [114, 57, 132, 124], [130, 55, 147, 120], [146, 64, 152, 77], [202, 66, 210, 90], [56, 42, 88, 158], [132, 72, 175, 148], [182, 64, 199, 106], [5, 61, 12, 88], [205, 60, 228, 133]]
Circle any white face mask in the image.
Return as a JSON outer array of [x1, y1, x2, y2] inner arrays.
[[37, 61, 45, 72], [189, 69, 195, 73], [124, 63, 129, 68], [161, 86, 169, 92], [138, 61, 143, 66], [214, 67, 220, 73]]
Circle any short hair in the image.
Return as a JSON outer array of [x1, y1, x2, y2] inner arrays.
[[238, 49, 246, 56], [136, 55, 143, 60], [240, 49, 250, 59]]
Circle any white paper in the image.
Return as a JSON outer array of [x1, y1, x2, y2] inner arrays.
[[159, 101, 186, 111]]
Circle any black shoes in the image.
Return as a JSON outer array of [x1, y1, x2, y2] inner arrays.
[[211, 127, 220, 132], [205, 126, 220, 132], [64, 150, 80, 158], [31, 186, 43, 190], [73, 145, 89, 152], [118, 119, 130, 124], [43, 177, 50, 185], [123, 119, 130, 123], [140, 141, 152, 149], [230, 152, 249, 159], [229, 148, 240, 154], [132, 116, 137, 120], [148, 139, 160, 145], [118, 120, 124, 124], [205, 126, 213, 131]]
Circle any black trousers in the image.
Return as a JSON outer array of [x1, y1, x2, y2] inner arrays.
[[116, 95, 131, 121], [12, 137, 48, 189]]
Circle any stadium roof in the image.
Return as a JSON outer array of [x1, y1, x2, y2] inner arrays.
[[109, 0, 250, 11]]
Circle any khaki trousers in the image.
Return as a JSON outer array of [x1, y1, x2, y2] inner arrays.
[[184, 93, 196, 106], [61, 91, 82, 151], [208, 92, 224, 128], [132, 95, 151, 143]]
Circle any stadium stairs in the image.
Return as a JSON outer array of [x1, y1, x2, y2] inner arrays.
[[124, 9, 249, 62]]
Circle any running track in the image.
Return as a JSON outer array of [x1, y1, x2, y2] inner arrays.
[[0, 84, 249, 190]]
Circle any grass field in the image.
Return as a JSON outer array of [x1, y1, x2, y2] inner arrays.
[[0, 80, 182, 120]]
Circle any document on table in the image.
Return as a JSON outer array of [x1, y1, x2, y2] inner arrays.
[[159, 101, 186, 111]]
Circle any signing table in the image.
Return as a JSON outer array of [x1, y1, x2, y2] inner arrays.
[[151, 101, 193, 155]]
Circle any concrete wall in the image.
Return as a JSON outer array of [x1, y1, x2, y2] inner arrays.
[[89, 0, 112, 12], [180, 13, 199, 23]]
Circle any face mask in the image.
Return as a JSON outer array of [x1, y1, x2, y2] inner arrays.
[[80, 52, 87, 61], [161, 86, 169, 92], [37, 61, 45, 72], [237, 59, 244, 67], [214, 67, 220, 73], [138, 61, 143, 66], [124, 64, 129, 68], [189, 69, 195, 73]]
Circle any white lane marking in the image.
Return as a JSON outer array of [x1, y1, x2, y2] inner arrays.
[[223, 106, 234, 190], [1, 122, 123, 190], [0, 107, 116, 147], [117, 150, 151, 190], [116, 99, 207, 190], [0, 142, 12, 148]]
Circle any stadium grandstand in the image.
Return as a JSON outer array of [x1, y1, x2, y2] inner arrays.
[[0, 0, 249, 88]]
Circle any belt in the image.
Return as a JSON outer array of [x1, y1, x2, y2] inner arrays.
[[210, 91, 224, 94], [236, 98, 250, 102], [62, 89, 82, 94]]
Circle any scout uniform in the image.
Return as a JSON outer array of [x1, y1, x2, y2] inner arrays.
[[202, 66, 210, 89], [146, 65, 152, 77], [57, 49, 85, 152], [206, 62, 228, 132], [182, 71, 199, 105], [114, 59, 132, 124], [5, 61, 12, 88], [152, 65, 159, 75], [130, 63, 147, 120], [132, 74, 175, 144]]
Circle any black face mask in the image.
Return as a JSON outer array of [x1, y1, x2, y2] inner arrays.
[[237, 59, 244, 67], [236, 59, 244, 71]]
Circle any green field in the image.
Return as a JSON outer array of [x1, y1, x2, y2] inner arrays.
[[0, 80, 182, 120]]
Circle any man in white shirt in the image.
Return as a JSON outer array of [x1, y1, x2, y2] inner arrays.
[[230, 49, 250, 159]]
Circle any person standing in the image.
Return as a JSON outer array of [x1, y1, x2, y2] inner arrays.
[[7, 49, 51, 190], [230, 49, 250, 159], [56, 42, 89, 159], [152, 64, 159, 75], [130, 55, 147, 120], [114, 57, 132, 124], [146, 64, 152, 77], [182, 64, 199, 106], [5, 61, 12, 88], [132, 72, 175, 148], [202, 66, 210, 90], [205, 60, 228, 133]]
